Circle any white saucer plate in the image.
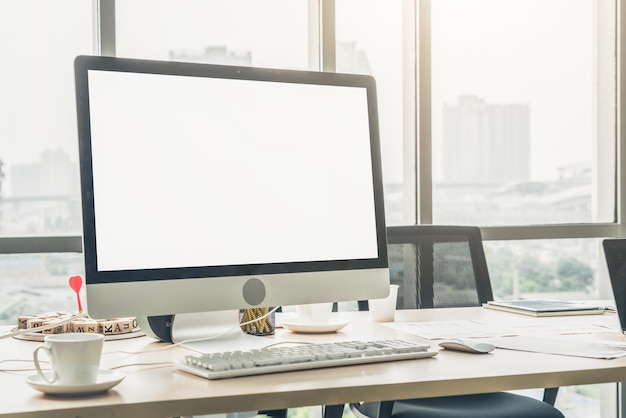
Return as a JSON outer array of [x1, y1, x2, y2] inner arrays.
[[26, 369, 125, 396], [281, 318, 350, 334]]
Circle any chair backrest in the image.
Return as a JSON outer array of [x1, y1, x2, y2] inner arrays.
[[380, 225, 494, 310]]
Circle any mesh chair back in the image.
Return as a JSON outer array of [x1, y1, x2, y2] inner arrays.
[[386, 225, 493, 309]]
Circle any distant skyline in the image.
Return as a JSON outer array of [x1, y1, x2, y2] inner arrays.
[[441, 95, 531, 184]]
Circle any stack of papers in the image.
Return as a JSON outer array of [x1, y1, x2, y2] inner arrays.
[[483, 299, 607, 317]]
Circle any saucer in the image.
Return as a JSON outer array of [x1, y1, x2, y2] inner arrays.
[[26, 369, 125, 396], [281, 318, 350, 334]]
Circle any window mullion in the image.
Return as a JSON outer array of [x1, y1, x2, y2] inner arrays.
[[402, 0, 417, 224], [619, 0, 626, 237], [320, 0, 336, 72], [417, 0, 432, 224], [95, 0, 116, 56], [0, 237, 82, 254]]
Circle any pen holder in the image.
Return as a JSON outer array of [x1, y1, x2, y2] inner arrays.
[[239, 307, 275, 336]]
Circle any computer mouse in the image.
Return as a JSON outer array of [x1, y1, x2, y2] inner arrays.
[[438, 339, 495, 354]]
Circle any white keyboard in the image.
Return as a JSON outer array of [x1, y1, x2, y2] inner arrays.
[[175, 339, 438, 379]]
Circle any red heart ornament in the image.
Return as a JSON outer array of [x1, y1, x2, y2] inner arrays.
[[69, 275, 84, 313]]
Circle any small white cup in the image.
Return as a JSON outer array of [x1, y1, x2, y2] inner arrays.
[[296, 302, 333, 325], [33, 333, 104, 385], [369, 284, 399, 322]]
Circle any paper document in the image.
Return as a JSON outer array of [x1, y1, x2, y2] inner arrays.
[[493, 336, 626, 359], [384, 320, 515, 340], [384, 319, 616, 340]]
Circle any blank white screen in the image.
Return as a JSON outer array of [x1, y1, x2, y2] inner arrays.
[[87, 70, 379, 271]]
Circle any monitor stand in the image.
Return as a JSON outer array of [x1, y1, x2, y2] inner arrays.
[[137, 310, 273, 353]]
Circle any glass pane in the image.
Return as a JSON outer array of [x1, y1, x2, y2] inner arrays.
[[509, 385, 609, 418], [484, 237, 614, 418], [116, 0, 309, 70], [0, 1, 93, 236], [554, 384, 613, 418], [484, 238, 603, 300], [431, 0, 616, 226], [336, 0, 405, 225], [0, 253, 85, 325]]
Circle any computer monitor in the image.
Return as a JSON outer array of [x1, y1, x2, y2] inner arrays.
[[74, 55, 389, 343]]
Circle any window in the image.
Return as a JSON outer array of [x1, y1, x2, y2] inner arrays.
[[0, 1, 92, 322], [0, 1, 92, 237], [426, 0, 618, 305], [431, 0, 616, 227]]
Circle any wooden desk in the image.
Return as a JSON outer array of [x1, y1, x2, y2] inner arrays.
[[2, 307, 626, 418]]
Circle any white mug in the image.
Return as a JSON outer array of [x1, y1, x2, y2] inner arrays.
[[33, 333, 104, 385], [369, 284, 399, 322], [296, 302, 333, 325]]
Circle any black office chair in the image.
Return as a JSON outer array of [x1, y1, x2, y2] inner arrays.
[[341, 225, 563, 418]]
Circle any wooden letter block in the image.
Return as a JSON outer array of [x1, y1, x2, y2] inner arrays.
[[99, 320, 115, 335], [18, 316, 35, 329], [42, 321, 69, 334], [71, 319, 99, 333], [100, 318, 135, 335], [26, 318, 45, 330]]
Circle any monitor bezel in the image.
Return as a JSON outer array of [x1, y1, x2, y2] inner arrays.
[[75, 55, 389, 318]]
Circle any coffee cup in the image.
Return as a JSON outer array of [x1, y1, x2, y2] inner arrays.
[[296, 302, 333, 325], [33, 333, 104, 385], [369, 284, 399, 322]]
